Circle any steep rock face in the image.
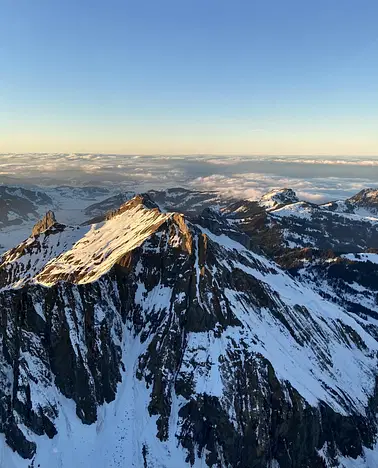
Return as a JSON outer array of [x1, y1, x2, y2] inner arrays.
[[2, 196, 378, 467], [31, 211, 58, 236], [223, 202, 284, 258], [193, 207, 252, 249], [0, 278, 124, 459]]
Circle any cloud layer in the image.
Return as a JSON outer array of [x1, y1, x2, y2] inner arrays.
[[1, 153, 378, 203], [189, 173, 374, 202]]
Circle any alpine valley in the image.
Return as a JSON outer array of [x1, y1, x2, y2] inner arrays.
[[1, 186, 378, 468]]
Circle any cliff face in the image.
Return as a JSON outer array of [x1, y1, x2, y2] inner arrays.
[[1, 196, 378, 467], [31, 211, 57, 237]]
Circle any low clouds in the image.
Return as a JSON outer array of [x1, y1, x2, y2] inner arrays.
[[270, 158, 378, 166], [1, 153, 377, 203], [188, 173, 376, 203]]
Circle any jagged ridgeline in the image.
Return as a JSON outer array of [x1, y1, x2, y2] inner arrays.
[[1, 191, 378, 467]]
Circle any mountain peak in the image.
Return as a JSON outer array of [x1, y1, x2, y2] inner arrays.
[[31, 210, 58, 236], [348, 188, 378, 205], [105, 193, 159, 220], [258, 188, 299, 209], [34, 198, 178, 286]]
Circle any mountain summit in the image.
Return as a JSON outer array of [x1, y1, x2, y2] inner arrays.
[[348, 188, 378, 213], [258, 188, 299, 210], [31, 210, 58, 236]]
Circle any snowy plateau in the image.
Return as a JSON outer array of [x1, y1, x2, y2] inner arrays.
[[1, 187, 378, 467]]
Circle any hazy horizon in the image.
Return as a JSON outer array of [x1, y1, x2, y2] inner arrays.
[[1, 153, 378, 204]]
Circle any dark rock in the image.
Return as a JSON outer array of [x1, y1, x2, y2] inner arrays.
[[31, 211, 57, 236]]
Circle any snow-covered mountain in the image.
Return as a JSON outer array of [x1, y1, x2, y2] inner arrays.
[[258, 188, 299, 210], [1, 190, 378, 467], [84, 188, 237, 220], [224, 190, 378, 255], [3, 184, 377, 255], [0, 186, 53, 251], [0, 186, 117, 253], [321, 189, 378, 217], [0, 186, 237, 254]]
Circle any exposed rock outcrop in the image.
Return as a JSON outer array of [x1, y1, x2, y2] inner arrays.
[[31, 210, 57, 236]]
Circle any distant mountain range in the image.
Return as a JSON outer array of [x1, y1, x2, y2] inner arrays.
[[1, 185, 378, 467]]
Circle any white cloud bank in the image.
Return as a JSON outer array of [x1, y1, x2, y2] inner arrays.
[[0, 153, 377, 203], [188, 173, 375, 203]]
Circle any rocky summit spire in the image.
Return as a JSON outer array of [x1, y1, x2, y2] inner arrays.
[[31, 210, 57, 236]]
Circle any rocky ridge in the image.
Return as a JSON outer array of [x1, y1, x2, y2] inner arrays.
[[258, 188, 299, 210], [1, 191, 378, 467]]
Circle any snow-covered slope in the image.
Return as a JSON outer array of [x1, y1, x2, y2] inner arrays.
[[0, 186, 52, 228], [2, 184, 378, 257], [84, 188, 238, 220], [258, 188, 299, 210], [276, 248, 378, 347], [0, 186, 54, 252], [222, 189, 378, 254], [342, 252, 378, 264], [0, 222, 89, 290], [269, 201, 378, 251], [36, 196, 173, 286], [321, 188, 378, 217], [2, 194, 378, 467], [0, 185, 116, 254], [0, 196, 180, 289]]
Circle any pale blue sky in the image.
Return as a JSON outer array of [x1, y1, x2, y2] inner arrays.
[[1, 0, 378, 155]]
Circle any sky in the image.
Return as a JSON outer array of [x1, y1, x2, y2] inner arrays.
[[1, 0, 378, 155]]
